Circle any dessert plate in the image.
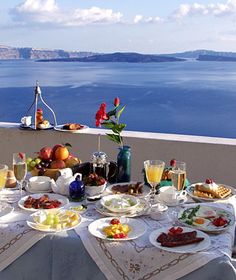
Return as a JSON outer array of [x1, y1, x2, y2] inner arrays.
[[95, 198, 150, 217], [88, 217, 146, 241], [54, 124, 89, 133], [178, 205, 234, 233], [149, 226, 211, 253], [186, 183, 235, 202], [106, 182, 151, 198], [18, 193, 69, 212]]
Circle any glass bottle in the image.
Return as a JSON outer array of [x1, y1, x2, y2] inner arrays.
[[91, 151, 109, 180], [117, 146, 131, 182]]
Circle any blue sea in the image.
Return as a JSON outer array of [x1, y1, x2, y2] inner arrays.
[[1, 59, 236, 138]]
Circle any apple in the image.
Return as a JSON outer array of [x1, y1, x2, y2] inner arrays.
[[52, 144, 63, 159], [50, 160, 66, 169], [39, 147, 53, 160]]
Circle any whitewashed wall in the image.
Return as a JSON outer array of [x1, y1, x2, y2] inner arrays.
[[1, 122, 236, 187]]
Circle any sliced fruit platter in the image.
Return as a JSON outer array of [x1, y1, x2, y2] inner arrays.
[[88, 217, 146, 241], [27, 208, 81, 232], [18, 193, 69, 212], [186, 178, 235, 202], [178, 205, 234, 232]]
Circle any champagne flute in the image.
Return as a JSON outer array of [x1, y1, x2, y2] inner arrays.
[[144, 160, 165, 206], [0, 164, 8, 196], [13, 153, 27, 197], [170, 161, 186, 191]]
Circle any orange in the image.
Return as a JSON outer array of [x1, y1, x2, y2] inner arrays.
[[54, 146, 69, 161]]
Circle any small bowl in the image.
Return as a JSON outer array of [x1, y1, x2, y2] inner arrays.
[[101, 194, 140, 213], [29, 176, 52, 191], [85, 182, 106, 197]]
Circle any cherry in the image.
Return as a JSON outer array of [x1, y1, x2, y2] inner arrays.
[[205, 178, 213, 184]]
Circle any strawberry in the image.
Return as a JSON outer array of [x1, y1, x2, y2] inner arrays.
[[205, 178, 213, 184], [170, 159, 176, 167]]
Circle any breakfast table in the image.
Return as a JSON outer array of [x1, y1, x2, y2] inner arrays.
[[0, 186, 236, 280]]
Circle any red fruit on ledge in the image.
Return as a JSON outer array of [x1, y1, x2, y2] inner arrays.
[[170, 159, 177, 167], [39, 147, 53, 160], [205, 178, 213, 184]]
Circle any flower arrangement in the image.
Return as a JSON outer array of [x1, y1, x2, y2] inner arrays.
[[95, 97, 126, 147]]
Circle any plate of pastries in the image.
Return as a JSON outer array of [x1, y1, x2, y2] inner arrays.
[[54, 123, 89, 133]]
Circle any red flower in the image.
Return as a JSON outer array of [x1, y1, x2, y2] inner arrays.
[[95, 103, 108, 127], [114, 97, 120, 107]]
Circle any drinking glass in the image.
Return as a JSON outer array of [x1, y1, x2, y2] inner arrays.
[[0, 164, 8, 193], [144, 160, 165, 206], [13, 153, 27, 197], [170, 161, 186, 191]]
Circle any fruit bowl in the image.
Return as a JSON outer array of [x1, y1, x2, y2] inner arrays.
[[85, 182, 107, 197], [83, 173, 107, 197], [31, 168, 60, 180]]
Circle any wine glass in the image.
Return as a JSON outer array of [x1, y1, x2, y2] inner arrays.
[[170, 161, 186, 191], [13, 153, 27, 197], [0, 164, 8, 196], [144, 160, 165, 206]]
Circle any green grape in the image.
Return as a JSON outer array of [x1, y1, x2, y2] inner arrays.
[[35, 158, 41, 164], [53, 215, 60, 225], [26, 157, 32, 164], [44, 216, 54, 226], [30, 161, 36, 168]]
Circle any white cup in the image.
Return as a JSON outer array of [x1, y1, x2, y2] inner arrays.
[[21, 116, 32, 127], [29, 176, 51, 191], [159, 186, 187, 203]]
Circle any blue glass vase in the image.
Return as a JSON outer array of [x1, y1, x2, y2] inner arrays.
[[117, 145, 131, 182]]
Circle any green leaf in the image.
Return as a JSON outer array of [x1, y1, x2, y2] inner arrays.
[[102, 122, 115, 129], [117, 105, 125, 120], [64, 142, 72, 148], [111, 124, 126, 134], [106, 133, 122, 145], [107, 108, 117, 117]]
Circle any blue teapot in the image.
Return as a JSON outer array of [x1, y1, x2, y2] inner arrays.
[[69, 174, 85, 201]]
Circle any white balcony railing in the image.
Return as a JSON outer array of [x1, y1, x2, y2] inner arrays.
[[1, 122, 236, 186]]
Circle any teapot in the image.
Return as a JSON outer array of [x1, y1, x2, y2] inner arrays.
[[52, 171, 82, 196]]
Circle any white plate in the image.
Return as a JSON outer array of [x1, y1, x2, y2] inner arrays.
[[88, 217, 146, 241], [101, 194, 140, 213], [95, 198, 150, 217], [186, 183, 235, 202], [106, 182, 151, 198], [149, 226, 211, 253], [0, 203, 14, 218], [54, 124, 89, 133], [178, 205, 234, 233], [156, 194, 188, 207], [27, 209, 81, 232], [18, 193, 69, 212]]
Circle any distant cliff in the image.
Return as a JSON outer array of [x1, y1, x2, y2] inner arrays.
[[197, 55, 236, 62], [38, 52, 185, 63], [0, 45, 95, 60]]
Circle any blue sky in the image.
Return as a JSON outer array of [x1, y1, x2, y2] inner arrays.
[[1, 0, 236, 53]]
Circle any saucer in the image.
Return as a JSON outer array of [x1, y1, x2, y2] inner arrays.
[[25, 182, 52, 194], [156, 194, 187, 207]]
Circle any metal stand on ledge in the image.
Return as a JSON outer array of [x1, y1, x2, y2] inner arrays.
[[25, 81, 57, 130]]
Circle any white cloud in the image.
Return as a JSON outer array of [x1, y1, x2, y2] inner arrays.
[[172, 0, 236, 19], [11, 0, 123, 26], [134, 15, 143, 24], [133, 14, 162, 24]]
